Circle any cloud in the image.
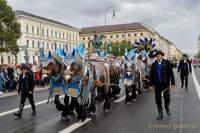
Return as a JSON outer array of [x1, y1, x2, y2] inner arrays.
[[6, 0, 200, 54]]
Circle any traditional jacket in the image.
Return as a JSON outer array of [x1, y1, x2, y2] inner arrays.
[[150, 59, 175, 88], [18, 72, 35, 93]]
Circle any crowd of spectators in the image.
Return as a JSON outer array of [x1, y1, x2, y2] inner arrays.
[[0, 63, 48, 95]]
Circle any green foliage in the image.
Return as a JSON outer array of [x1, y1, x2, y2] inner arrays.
[[0, 0, 21, 55], [197, 51, 200, 58], [103, 40, 132, 57]]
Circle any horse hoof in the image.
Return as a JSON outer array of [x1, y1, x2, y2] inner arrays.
[[61, 115, 70, 120], [132, 99, 137, 102]]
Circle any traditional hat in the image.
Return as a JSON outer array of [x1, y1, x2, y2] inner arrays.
[[156, 50, 164, 56]]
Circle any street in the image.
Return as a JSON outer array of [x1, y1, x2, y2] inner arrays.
[[0, 69, 200, 133]]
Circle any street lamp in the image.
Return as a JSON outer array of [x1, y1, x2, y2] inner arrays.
[[105, 6, 115, 25], [105, 6, 115, 54]]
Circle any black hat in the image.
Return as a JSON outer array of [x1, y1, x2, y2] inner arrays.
[[156, 50, 164, 56], [183, 54, 187, 57], [21, 64, 28, 70]]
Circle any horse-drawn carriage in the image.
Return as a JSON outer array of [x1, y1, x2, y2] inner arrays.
[[39, 32, 157, 121]]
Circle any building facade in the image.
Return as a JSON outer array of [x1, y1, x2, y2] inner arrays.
[[80, 23, 182, 59], [1, 12, 183, 64], [1, 10, 80, 64]]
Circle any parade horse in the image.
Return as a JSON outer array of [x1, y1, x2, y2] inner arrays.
[[109, 58, 122, 98], [86, 53, 113, 112], [41, 46, 95, 122], [122, 49, 143, 104]]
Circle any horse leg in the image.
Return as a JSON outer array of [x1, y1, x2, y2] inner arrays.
[[75, 98, 88, 122], [131, 84, 137, 101], [61, 95, 71, 119], [125, 86, 131, 104], [111, 79, 120, 98], [54, 95, 65, 111], [89, 89, 96, 114], [69, 97, 76, 115], [103, 85, 111, 112]]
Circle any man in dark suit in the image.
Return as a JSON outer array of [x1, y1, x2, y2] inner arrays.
[[150, 50, 175, 120], [14, 64, 36, 118], [178, 54, 192, 90]]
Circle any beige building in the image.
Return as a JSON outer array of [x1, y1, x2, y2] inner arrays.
[[1, 10, 80, 64], [80, 23, 182, 59]]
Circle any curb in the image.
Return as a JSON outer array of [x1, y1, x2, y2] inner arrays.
[[0, 87, 48, 99]]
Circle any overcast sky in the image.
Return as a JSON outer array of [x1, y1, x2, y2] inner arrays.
[[7, 0, 200, 54]]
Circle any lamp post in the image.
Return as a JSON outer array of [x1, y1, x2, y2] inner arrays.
[[105, 6, 115, 55]]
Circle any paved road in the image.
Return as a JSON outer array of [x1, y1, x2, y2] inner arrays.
[[0, 69, 200, 133]]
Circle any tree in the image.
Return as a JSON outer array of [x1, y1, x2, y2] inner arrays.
[[0, 0, 21, 56], [197, 51, 200, 58], [107, 40, 132, 57]]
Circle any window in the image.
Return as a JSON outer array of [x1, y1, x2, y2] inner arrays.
[[51, 30, 53, 37], [38, 41, 40, 48], [55, 32, 57, 38], [63, 33, 65, 39], [134, 33, 137, 37], [55, 43, 57, 50], [140, 33, 143, 36], [76, 35, 78, 41], [88, 37, 90, 40], [128, 34, 131, 37], [42, 42, 44, 48], [32, 27, 34, 34], [70, 34, 71, 40], [59, 32, 61, 38], [110, 35, 113, 38], [51, 43, 53, 50], [122, 34, 125, 38], [37, 28, 40, 35], [83, 37, 85, 40], [8, 56, 10, 64], [33, 56, 35, 63], [116, 35, 119, 38], [134, 39, 137, 43], [26, 25, 29, 33], [26, 40, 29, 47], [47, 42, 49, 49], [32, 40, 35, 48], [42, 29, 44, 36], [73, 34, 74, 40], [47, 30, 49, 36]]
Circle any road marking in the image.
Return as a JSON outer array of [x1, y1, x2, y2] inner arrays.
[[59, 94, 126, 133], [0, 95, 65, 117], [59, 118, 92, 133], [113, 95, 126, 103], [192, 67, 200, 99]]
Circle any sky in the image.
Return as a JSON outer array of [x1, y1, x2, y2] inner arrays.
[[6, 0, 200, 54]]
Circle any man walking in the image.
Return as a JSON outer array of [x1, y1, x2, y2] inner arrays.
[[150, 50, 175, 120], [14, 64, 36, 118], [178, 54, 192, 90]]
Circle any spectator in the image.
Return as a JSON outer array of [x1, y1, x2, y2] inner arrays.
[[7, 65, 15, 92], [0, 66, 6, 95], [3, 65, 9, 91], [35, 68, 41, 86]]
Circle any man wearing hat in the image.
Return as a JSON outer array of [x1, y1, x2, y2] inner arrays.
[[150, 50, 175, 120], [178, 54, 192, 90], [14, 64, 36, 118]]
